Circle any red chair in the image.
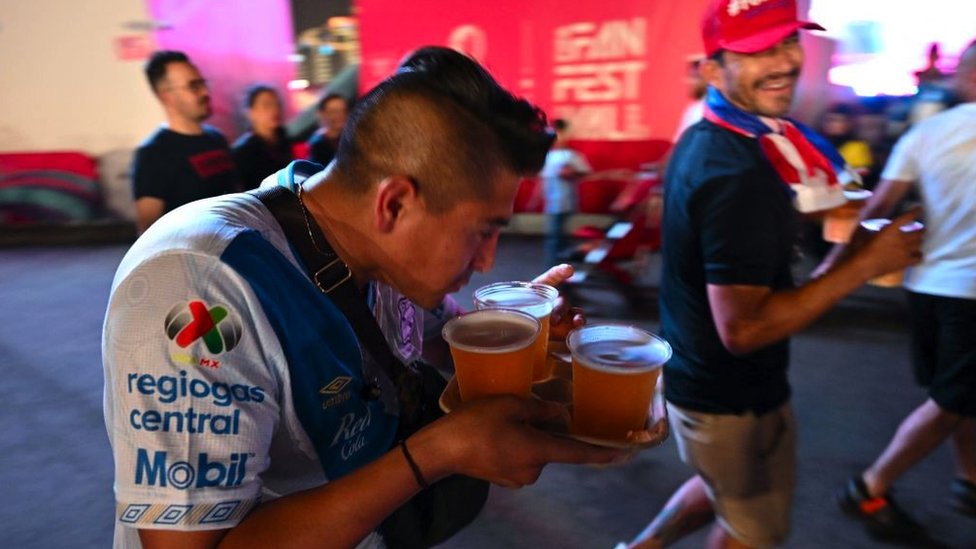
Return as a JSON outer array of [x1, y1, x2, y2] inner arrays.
[[528, 139, 670, 294], [0, 151, 102, 224], [568, 171, 663, 287]]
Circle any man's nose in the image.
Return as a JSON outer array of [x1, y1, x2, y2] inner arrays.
[[472, 234, 499, 272], [769, 44, 801, 72]]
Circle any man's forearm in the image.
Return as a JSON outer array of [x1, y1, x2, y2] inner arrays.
[[732, 179, 920, 353], [218, 443, 431, 549], [710, 256, 874, 355]]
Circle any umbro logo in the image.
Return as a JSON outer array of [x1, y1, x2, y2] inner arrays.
[[320, 377, 353, 395], [320, 376, 354, 410]]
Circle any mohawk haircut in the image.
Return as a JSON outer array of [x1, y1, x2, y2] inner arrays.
[[332, 46, 554, 213]]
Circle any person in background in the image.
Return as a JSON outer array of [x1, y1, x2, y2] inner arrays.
[[231, 84, 293, 189], [624, 1, 922, 548], [307, 92, 351, 166], [539, 118, 591, 267], [132, 50, 240, 233], [910, 43, 959, 127], [830, 37, 976, 543], [103, 45, 620, 549], [820, 103, 873, 179], [914, 42, 947, 89], [672, 54, 708, 142]]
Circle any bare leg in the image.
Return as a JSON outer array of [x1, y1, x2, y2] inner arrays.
[[862, 399, 962, 496], [950, 416, 976, 482], [628, 475, 715, 549]]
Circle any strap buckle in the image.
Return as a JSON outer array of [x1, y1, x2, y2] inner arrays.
[[313, 256, 352, 294]]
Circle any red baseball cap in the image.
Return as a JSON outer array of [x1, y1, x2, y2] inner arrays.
[[702, 0, 824, 57]]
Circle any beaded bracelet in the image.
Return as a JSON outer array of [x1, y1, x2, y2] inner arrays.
[[399, 439, 429, 489]]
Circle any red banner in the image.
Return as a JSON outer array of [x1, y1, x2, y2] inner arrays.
[[358, 0, 710, 142]]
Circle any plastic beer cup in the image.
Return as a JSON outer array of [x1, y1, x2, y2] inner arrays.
[[860, 218, 924, 287], [567, 324, 672, 441], [823, 189, 872, 243], [442, 308, 540, 402], [473, 281, 559, 381]]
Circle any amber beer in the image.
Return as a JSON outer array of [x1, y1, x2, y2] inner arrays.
[[473, 282, 559, 381], [442, 309, 540, 402], [861, 218, 925, 287], [823, 189, 873, 243], [568, 324, 672, 440]]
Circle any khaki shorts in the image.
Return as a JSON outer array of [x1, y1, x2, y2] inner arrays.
[[668, 401, 796, 548]]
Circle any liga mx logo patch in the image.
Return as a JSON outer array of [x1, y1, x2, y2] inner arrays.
[[165, 300, 243, 355]]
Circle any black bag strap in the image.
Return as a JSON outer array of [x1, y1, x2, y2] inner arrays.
[[253, 185, 488, 549], [252, 185, 425, 416]]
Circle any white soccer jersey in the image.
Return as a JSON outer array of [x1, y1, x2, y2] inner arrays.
[[103, 178, 426, 547]]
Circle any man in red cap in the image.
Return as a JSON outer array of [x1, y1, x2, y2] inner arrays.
[[623, 1, 923, 548]]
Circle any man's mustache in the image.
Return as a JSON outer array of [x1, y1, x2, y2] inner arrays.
[[756, 68, 801, 88]]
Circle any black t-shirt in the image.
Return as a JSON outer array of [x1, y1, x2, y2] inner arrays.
[[132, 126, 241, 213], [660, 119, 799, 415], [307, 131, 339, 167], [231, 129, 293, 190]]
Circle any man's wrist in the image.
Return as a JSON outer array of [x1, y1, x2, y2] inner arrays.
[[404, 425, 457, 484], [400, 439, 429, 489]]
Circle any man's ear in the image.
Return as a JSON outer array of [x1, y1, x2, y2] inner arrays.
[[700, 58, 724, 91], [374, 175, 419, 232]]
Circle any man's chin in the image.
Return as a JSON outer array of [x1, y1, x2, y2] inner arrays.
[[417, 294, 446, 311], [758, 95, 795, 118], [424, 283, 465, 310], [402, 280, 465, 311]]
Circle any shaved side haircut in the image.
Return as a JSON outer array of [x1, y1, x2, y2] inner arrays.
[[332, 46, 554, 213]]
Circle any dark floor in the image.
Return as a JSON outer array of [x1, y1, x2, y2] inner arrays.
[[1, 234, 973, 548]]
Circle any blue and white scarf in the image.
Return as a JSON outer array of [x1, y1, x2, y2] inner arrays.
[[703, 87, 854, 213]]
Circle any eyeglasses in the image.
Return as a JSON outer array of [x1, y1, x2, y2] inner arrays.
[[165, 79, 209, 93]]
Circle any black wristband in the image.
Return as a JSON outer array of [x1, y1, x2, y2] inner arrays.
[[400, 439, 429, 489]]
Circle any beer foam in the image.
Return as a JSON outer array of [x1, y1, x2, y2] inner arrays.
[[474, 282, 558, 318], [861, 218, 924, 232], [568, 325, 671, 374], [443, 309, 540, 353]]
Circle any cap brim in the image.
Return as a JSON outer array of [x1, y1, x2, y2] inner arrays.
[[720, 20, 825, 55]]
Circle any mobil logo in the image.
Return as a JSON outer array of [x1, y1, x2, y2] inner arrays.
[[135, 448, 249, 489], [165, 300, 243, 355]]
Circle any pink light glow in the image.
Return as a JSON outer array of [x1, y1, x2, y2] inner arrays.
[[148, 0, 296, 139], [811, 0, 976, 96]]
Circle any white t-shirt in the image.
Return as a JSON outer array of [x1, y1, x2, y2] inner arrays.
[[881, 103, 976, 299], [540, 148, 592, 214]]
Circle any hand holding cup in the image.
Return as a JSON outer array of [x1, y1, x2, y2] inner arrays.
[[855, 210, 924, 283]]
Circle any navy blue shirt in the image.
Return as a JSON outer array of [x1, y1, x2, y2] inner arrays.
[[660, 119, 799, 415]]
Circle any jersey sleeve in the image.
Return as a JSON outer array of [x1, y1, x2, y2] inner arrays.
[[103, 250, 283, 532], [696, 171, 787, 286]]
